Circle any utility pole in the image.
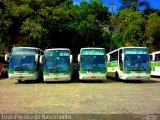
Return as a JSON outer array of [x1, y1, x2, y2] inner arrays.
[[108, 0, 118, 51]]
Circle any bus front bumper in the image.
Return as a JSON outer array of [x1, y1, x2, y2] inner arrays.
[[122, 73, 151, 80], [8, 73, 38, 81], [79, 73, 106, 80], [43, 74, 71, 82]]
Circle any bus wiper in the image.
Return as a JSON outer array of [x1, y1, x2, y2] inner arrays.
[[14, 56, 24, 71], [136, 59, 146, 71], [94, 63, 101, 72], [48, 67, 58, 71], [48, 65, 62, 72], [47, 68, 55, 70], [88, 60, 101, 72], [14, 66, 23, 71], [88, 60, 94, 71]]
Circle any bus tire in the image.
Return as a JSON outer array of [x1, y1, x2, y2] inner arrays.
[[18, 80, 22, 83], [99, 80, 102, 83], [115, 72, 119, 81], [4, 71, 8, 77], [1, 71, 4, 77]]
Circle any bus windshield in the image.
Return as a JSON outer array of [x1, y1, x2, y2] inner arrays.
[[81, 55, 106, 71], [9, 55, 36, 71], [44, 56, 70, 72], [124, 54, 150, 71]]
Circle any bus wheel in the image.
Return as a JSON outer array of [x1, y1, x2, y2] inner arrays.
[[115, 72, 119, 81], [1, 71, 4, 77], [5, 71, 8, 77], [18, 80, 22, 83], [99, 80, 102, 83]]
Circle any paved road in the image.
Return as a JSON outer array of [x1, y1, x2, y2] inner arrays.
[[0, 77, 160, 119]]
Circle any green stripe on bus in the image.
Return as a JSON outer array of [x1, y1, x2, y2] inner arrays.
[[151, 62, 160, 67], [151, 67, 155, 71], [157, 62, 160, 66], [8, 69, 36, 74], [123, 69, 150, 73], [151, 62, 155, 67], [43, 71, 70, 75], [80, 70, 106, 74]]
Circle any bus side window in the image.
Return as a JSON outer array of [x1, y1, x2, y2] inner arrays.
[[110, 51, 118, 61], [155, 54, 160, 61]]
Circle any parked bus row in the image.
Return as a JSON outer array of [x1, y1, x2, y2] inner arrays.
[[3, 46, 160, 82]]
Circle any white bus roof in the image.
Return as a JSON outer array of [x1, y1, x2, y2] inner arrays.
[[12, 47, 44, 51], [12, 47, 44, 53], [150, 51, 160, 55], [80, 47, 105, 55], [107, 47, 148, 55], [12, 47, 40, 50]]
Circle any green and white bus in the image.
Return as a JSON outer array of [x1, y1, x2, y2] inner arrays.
[[5, 47, 44, 82], [106, 47, 151, 80], [40, 48, 73, 82], [78, 48, 106, 81], [150, 51, 160, 76]]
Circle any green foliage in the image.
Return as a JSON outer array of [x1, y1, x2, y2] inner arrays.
[[20, 18, 48, 46], [145, 13, 160, 51], [112, 33, 123, 49], [123, 18, 146, 46], [0, 0, 159, 53]]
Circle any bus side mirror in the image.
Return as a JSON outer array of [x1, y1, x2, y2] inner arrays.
[[78, 54, 80, 62], [107, 55, 110, 62], [5, 53, 10, 62], [70, 55, 73, 63], [35, 54, 39, 62], [39, 55, 44, 64], [122, 53, 124, 61], [152, 54, 155, 61]]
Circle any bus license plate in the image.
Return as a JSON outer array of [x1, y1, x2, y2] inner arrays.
[[54, 77, 59, 80], [136, 76, 141, 78], [91, 76, 96, 78]]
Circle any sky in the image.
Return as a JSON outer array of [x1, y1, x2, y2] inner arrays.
[[73, 0, 160, 13]]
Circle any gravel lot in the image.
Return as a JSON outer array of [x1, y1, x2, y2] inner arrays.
[[0, 77, 160, 120]]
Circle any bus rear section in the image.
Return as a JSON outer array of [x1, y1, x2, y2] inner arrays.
[[150, 51, 160, 76], [40, 48, 73, 82], [78, 48, 106, 81], [5, 47, 43, 82], [107, 47, 151, 81]]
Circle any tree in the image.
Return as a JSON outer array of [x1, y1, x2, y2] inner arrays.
[[145, 13, 160, 51], [111, 9, 147, 47], [123, 18, 146, 46]]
